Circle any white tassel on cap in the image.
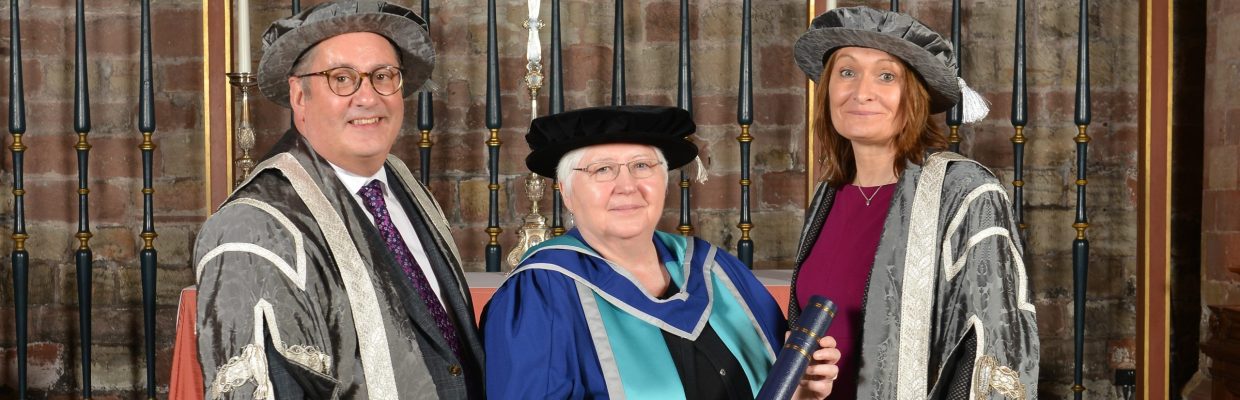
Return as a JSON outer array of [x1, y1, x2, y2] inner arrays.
[[416, 78, 440, 94], [692, 156, 709, 184], [958, 77, 990, 124]]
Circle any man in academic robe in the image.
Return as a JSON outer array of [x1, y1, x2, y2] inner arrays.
[[193, 1, 483, 398]]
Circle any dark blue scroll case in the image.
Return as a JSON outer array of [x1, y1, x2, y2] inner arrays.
[[756, 295, 838, 400]]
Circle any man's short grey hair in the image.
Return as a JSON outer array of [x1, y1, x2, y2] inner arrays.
[[291, 46, 320, 96], [555, 144, 668, 197]]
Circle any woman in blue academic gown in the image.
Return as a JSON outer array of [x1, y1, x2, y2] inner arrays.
[[482, 105, 839, 399]]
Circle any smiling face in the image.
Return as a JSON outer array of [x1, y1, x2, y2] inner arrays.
[[827, 46, 907, 149], [288, 32, 405, 175], [562, 143, 668, 244]]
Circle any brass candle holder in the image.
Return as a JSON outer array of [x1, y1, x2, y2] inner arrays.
[[506, 176, 551, 269], [507, 11, 551, 270], [227, 72, 258, 186]]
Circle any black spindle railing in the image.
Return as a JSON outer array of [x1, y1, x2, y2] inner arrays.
[[73, 0, 95, 397], [1071, 0, 1092, 398], [484, 0, 502, 272], [890, 0, 899, 12], [417, 0, 434, 183], [139, 1, 159, 398], [8, 0, 29, 397], [736, 0, 753, 267], [676, 0, 693, 237], [549, 0, 565, 236], [1011, 0, 1028, 238], [946, 0, 962, 153], [612, 0, 626, 106], [287, 1, 300, 128]]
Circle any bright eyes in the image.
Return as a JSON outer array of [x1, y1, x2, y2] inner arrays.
[[838, 67, 897, 82]]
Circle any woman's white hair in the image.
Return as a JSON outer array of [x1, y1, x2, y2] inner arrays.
[[555, 144, 669, 198]]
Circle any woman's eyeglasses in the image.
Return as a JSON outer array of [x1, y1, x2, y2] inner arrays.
[[572, 160, 664, 182]]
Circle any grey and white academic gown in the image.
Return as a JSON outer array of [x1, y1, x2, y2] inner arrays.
[[194, 131, 484, 399], [788, 152, 1039, 400]]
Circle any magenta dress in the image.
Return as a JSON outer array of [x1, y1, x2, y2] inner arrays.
[[795, 183, 895, 400]]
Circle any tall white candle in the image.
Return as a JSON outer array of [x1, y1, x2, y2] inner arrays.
[[526, 0, 540, 64], [827, 0, 838, 10], [235, 0, 252, 73]]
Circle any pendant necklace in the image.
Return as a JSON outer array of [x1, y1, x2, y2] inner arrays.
[[857, 184, 885, 206]]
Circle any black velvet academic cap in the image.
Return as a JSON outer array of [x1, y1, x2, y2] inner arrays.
[[524, 105, 698, 178]]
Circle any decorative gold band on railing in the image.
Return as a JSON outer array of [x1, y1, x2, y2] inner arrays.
[[419, 130, 432, 149]]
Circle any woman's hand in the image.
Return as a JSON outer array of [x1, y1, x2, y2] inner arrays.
[[791, 336, 841, 399]]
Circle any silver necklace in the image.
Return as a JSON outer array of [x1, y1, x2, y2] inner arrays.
[[856, 184, 885, 206]]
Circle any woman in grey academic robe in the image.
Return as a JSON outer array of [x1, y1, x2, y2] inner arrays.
[[787, 6, 1040, 400]]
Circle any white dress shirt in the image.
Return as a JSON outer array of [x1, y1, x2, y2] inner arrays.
[[331, 163, 446, 303]]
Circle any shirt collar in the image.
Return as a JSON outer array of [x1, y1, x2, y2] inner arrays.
[[330, 162, 389, 195]]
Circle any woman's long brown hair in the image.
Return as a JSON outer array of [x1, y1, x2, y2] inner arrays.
[[813, 50, 948, 186]]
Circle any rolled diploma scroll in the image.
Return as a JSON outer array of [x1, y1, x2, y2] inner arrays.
[[755, 295, 838, 400]]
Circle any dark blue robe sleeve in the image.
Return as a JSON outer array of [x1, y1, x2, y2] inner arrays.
[[481, 268, 604, 399]]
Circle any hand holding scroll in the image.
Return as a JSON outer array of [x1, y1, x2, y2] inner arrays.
[[758, 295, 841, 400], [790, 336, 840, 399]]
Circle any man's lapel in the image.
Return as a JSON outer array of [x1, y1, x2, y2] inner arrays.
[[386, 168, 482, 363], [288, 134, 457, 360]]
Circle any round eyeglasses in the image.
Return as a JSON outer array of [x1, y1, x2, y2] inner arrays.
[[294, 66, 404, 97], [571, 160, 664, 182]]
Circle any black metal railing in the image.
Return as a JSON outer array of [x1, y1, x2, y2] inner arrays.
[[1072, 0, 1093, 397], [73, 0, 95, 397], [549, 0, 565, 237], [1011, 0, 1029, 240], [138, 0, 160, 398], [417, 0, 434, 183], [736, 0, 753, 267], [612, 0, 626, 107], [9, 0, 29, 397], [947, 0, 963, 153], [676, 0, 694, 237], [485, 0, 503, 272]]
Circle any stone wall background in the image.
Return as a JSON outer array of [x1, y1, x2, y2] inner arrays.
[[0, 0, 1165, 398], [1196, 0, 1240, 396], [0, 0, 203, 397]]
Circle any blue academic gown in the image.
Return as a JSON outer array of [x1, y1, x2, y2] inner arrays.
[[482, 230, 785, 399]]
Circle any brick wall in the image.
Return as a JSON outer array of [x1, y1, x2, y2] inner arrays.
[[1199, 0, 1240, 390], [0, 0, 204, 397], [1202, 0, 1240, 308], [0, 0, 1145, 397]]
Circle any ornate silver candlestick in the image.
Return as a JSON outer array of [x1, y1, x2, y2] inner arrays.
[[507, 2, 551, 269], [227, 72, 257, 186]]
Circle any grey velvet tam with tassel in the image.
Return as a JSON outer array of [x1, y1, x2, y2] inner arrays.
[[794, 6, 989, 122], [257, 0, 436, 108]]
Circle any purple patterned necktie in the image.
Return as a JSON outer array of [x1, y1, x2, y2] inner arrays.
[[358, 179, 462, 359]]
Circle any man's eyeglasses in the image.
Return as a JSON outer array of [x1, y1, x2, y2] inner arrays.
[[294, 66, 404, 97], [571, 160, 664, 182]]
